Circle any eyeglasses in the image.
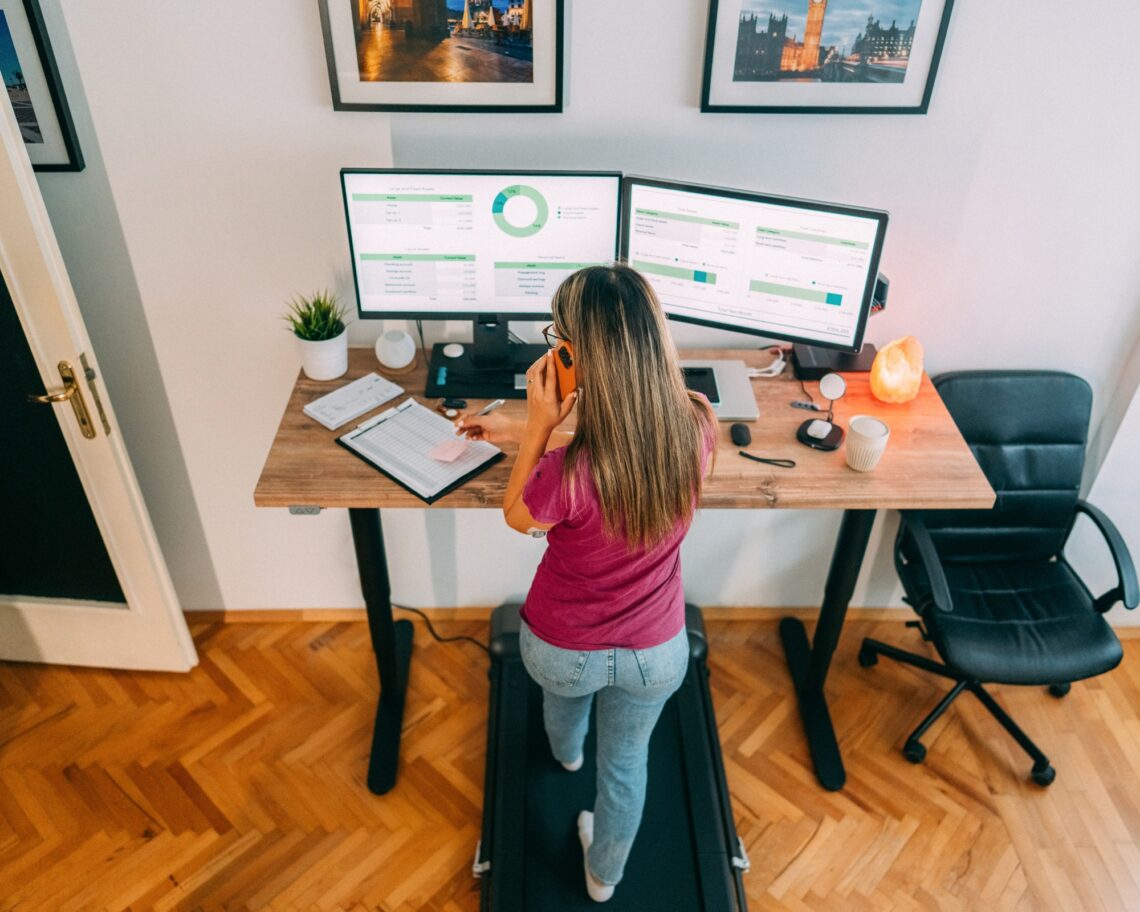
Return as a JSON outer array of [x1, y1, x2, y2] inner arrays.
[[542, 324, 569, 348]]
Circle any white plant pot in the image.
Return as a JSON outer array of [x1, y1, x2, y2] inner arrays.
[[297, 331, 348, 381]]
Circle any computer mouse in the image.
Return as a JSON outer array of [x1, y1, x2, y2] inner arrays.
[[442, 343, 464, 358], [730, 423, 751, 447]]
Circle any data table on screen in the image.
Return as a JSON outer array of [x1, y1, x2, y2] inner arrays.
[[626, 182, 883, 348], [343, 172, 621, 317]]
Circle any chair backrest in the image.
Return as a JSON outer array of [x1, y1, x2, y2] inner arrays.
[[920, 370, 1091, 562]]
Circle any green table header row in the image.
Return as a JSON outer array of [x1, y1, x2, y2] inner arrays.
[[494, 262, 600, 270], [755, 226, 868, 249], [353, 193, 473, 202], [360, 253, 475, 261], [635, 208, 739, 230]]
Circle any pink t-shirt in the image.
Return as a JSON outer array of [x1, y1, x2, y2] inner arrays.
[[520, 435, 711, 651]]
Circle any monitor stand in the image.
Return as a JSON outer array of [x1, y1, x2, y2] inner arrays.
[[791, 342, 878, 381], [424, 316, 545, 400]]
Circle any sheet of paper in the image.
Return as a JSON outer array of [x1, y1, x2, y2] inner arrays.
[[303, 373, 404, 430], [341, 399, 501, 499]]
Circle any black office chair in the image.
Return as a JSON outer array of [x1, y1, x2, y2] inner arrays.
[[859, 371, 1138, 786]]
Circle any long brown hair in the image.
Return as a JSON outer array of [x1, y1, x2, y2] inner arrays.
[[552, 264, 716, 550]]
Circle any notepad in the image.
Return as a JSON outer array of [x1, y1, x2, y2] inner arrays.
[[303, 373, 404, 430], [336, 398, 504, 503]]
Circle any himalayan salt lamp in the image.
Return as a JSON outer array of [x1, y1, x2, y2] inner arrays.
[[870, 336, 924, 403]]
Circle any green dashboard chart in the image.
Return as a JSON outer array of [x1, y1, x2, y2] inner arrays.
[[492, 185, 548, 238]]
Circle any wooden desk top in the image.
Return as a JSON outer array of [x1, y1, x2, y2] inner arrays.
[[254, 348, 995, 511]]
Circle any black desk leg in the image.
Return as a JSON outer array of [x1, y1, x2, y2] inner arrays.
[[349, 507, 414, 795], [779, 509, 876, 791]]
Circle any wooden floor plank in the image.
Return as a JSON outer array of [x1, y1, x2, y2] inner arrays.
[[1, 617, 1138, 910]]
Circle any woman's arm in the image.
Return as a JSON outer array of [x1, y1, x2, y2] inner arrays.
[[503, 435, 553, 534], [501, 352, 577, 534]]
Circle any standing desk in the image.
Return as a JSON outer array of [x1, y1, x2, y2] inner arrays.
[[254, 347, 994, 794]]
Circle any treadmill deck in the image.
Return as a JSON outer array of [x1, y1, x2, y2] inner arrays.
[[478, 604, 748, 911]]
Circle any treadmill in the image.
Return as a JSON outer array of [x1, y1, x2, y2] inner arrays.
[[476, 603, 749, 911]]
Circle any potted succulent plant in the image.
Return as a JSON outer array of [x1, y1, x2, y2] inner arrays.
[[285, 290, 350, 381]]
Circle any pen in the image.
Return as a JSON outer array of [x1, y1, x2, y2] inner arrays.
[[474, 399, 505, 417]]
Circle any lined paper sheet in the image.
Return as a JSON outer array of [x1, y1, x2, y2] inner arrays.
[[303, 373, 404, 430], [339, 399, 501, 501]]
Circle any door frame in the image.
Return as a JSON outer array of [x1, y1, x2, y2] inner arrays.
[[0, 78, 196, 671]]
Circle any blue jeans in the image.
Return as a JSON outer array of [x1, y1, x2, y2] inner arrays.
[[518, 618, 690, 886]]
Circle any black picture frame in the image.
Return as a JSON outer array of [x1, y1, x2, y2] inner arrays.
[[0, 0, 82, 170], [701, 0, 955, 115], [317, 0, 563, 113]]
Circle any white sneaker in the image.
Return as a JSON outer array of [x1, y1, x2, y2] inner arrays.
[[577, 810, 615, 902], [561, 754, 583, 772]]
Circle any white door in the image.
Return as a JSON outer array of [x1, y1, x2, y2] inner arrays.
[[0, 84, 196, 671]]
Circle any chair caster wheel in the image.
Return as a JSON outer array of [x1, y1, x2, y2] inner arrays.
[[1048, 683, 1071, 698], [1032, 764, 1056, 787], [903, 740, 926, 764], [858, 645, 878, 668]]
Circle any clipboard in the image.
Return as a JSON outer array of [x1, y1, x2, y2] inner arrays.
[[336, 398, 504, 504]]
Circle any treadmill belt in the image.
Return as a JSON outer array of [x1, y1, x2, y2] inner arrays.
[[480, 605, 747, 911]]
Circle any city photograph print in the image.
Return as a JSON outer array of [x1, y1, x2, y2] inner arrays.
[[319, 0, 562, 112], [702, 0, 955, 113], [0, 0, 82, 169]]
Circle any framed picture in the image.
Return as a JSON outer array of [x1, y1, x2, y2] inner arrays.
[[702, 0, 955, 114], [0, 0, 82, 170], [318, 0, 563, 113]]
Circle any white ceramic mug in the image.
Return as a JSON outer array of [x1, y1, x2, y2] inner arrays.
[[845, 415, 891, 472]]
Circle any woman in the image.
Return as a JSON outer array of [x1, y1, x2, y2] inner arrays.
[[457, 264, 716, 902]]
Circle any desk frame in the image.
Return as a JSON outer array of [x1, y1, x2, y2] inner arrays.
[[348, 509, 411, 794], [780, 509, 875, 791], [255, 348, 993, 795], [350, 507, 872, 794]]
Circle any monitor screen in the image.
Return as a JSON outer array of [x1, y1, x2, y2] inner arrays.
[[621, 178, 888, 352], [342, 170, 621, 320]]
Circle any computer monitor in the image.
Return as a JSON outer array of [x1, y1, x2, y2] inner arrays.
[[341, 169, 621, 398], [621, 176, 888, 374]]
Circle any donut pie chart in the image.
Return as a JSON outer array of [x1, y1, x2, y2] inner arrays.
[[492, 185, 549, 238]]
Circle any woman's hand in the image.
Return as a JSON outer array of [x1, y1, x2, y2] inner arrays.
[[454, 411, 522, 445], [524, 351, 577, 445]]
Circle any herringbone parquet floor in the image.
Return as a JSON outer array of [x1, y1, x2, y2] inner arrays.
[[2, 617, 1139, 911]]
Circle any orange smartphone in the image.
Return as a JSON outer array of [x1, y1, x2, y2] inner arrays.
[[552, 341, 577, 402]]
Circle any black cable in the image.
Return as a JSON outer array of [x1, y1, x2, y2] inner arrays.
[[395, 604, 490, 655], [414, 319, 427, 356], [795, 374, 817, 408], [738, 450, 796, 469]]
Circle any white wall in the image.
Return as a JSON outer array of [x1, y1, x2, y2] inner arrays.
[[39, 2, 393, 611], [1068, 325, 1140, 626], [36, 0, 1140, 614]]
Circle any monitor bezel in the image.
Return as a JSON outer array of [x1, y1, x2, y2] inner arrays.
[[620, 175, 889, 354], [342, 168, 623, 321]]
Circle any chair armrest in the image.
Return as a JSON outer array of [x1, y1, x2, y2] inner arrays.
[[1074, 500, 1139, 611], [898, 513, 954, 614]]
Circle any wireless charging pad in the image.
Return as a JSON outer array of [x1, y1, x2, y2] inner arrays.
[[796, 417, 845, 451]]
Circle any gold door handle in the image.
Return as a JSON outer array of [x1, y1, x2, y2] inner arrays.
[[30, 385, 78, 403], [27, 360, 96, 439]]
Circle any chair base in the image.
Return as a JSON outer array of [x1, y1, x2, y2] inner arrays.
[[859, 637, 1058, 787]]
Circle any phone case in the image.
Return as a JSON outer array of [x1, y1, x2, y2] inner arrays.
[[553, 342, 577, 402]]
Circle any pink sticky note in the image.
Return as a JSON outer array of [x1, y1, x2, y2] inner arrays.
[[430, 438, 468, 463]]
